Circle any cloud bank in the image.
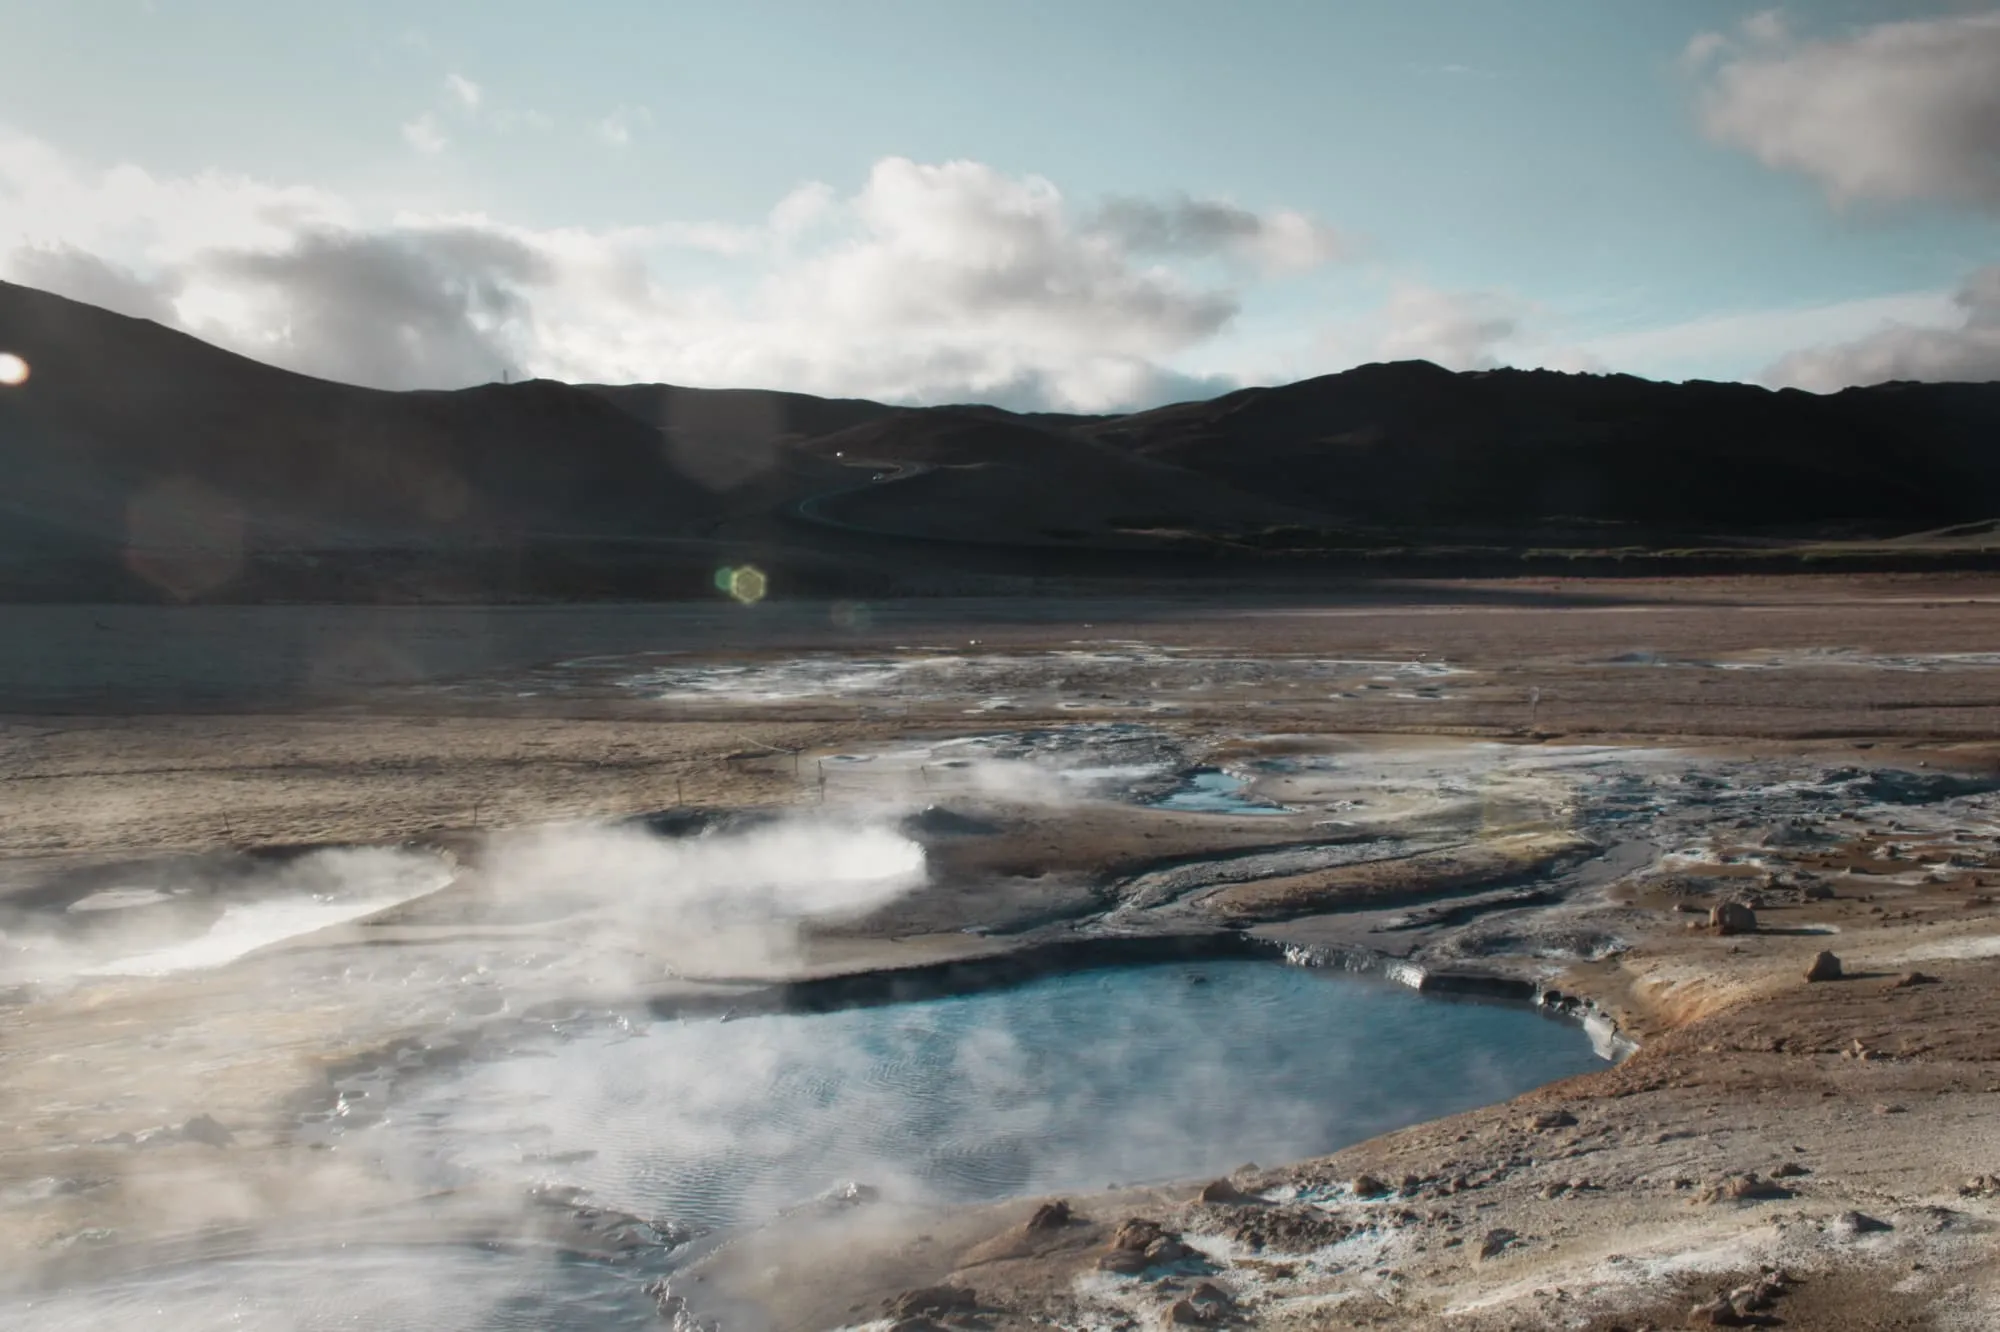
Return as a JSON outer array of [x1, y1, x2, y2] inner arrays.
[[1766, 264, 2000, 389], [1689, 9, 2000, 210], [0, 130, 1350, 411]]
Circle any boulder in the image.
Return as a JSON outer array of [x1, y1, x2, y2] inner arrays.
[[1690, 1294, 1748, 1326], [1197, 1177, 1252, 1205], [1144, 1235, 1193, 1264], [1098, 1248, 1151, 1275], [1804, 951, 1843, 982], [178, 1114, 235, 1147], [1162, 1298, 1211, 1326], [1710, 900, 1757, 935]]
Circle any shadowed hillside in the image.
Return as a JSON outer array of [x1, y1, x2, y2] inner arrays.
[[3, 278, 2000, 601]]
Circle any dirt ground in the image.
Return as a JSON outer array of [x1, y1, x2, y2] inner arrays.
[[8, 573, 2000, 1330]]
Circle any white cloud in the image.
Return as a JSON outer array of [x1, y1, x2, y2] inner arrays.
[[444, 73, 482, 111], [401, 113, 448, 155], [1317, 283, 1601, 374], [594, 106, 652, 148], [1688, 9, 2000, 209], [1764, 265, 2000, 390], [0, 131, 1347, 410]]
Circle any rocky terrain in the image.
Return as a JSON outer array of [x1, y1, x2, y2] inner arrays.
[[6, 576, 2000, 1328]]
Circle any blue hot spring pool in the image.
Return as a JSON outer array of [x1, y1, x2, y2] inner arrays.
[[346, 959, 1597, 1226], [8, 960, 1601, 1331]]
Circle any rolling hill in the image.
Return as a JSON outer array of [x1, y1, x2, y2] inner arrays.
[[3, 277, 2000, 600]]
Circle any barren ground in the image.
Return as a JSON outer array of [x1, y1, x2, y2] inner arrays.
[[7, 573, 2000, 1330]]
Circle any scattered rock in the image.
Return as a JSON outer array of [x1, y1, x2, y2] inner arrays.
[[885, 1285, 979, 1319], [1197, 1178, 1252, 1205], [1711, 900, 1758, 935], [1804, 951, 1843, 983], [1830, 1210, 1892, 1237], [1891, 971, 1938, 988], [1694, 1173, 1791, 1205], [1527, 1109, 1578, 1131], [1690, 1294, 1749, 1326], [1144, 1235, 1193, 1264], [1477, 1228, 1517, 1261], [1025, 1199, 1073, 1230], [1350, 1174, 1392, 1198], [177, 1114, 235, 1148], [1769, 1162, 1810, 1179], [1958, 1174, 2000, 1197], [1112, 1219, 1167, 1252]]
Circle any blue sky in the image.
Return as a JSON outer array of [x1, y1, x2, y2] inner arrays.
[[1, 0, 1996, 405]]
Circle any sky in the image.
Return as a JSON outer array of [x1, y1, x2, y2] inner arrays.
[[0, 0, 1997, 410]]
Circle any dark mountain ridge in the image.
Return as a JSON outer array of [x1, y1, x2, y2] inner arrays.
[[3, 278, 1999, 600]]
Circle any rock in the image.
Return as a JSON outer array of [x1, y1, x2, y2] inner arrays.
[[1769, 1161, 1810, 1178], [1891, 971, 1938, 988], [1804, 951, 1843, 982], [1025, 1199, 1073, 1230], [1476, 1228, 1517, 1261], [1186, 1282, 1233, 1311], [1540, 1182, 1570, 1200], [885, 1286, 978, 1319], [1350, 1174, 1392, 1198], [1690, 1294, 1748, 1326], [1798, 881, 1835, 901], [1197, 1178, 1252, 1205], [177, 1114, 235, 1147], [1112, 1218, 1167, 1251], [1144, 1236, 1193, 1264], [1694, 1173, 1791, 1205], [1958, 1174, 2000, 1197], [1527, 1109, 1578, 1131], [1162, 1298, 1210, 1326], [1830, 1210, 1892, 1236], [1098, 1248, 1151, 1275], [1711, 901, 1758, 935]]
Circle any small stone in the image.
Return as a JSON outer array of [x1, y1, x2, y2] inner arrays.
[[1098, 1249, 1150, 1275], [885, 1285, 979, 1320], [1830, 1210, 1892, 1236], [1350, 1174, 1392, 1199], [1769, 1161, 1810, 1179], [1891, 971, 1938, 988], [1145, 1236, 1193, 1264], [1540, 1182, 1570, 1200], [1112, 1218, 1167, 1251], [1958, 1174, 2000, 1197], [1694, 1173, 1790, 1205], [1690, 1294, 1747, 1326], [1025, 1199, 1073, 1230], [1477, 1228, 1517, 1261], [1162, 1298, 1210, 1326], [1804, 951, 1843, 983], [177, 1114, 235, 1147], [1711, 900, 1758, 935], [1528, 1109, 1578, 1131], [1197, 1178, 1251, 1205]]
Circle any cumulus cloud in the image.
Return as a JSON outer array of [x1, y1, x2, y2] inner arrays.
[[1688, 9, 2000, 209], [0, 131, 1346, 409], [1315, 283, 1599, 374], [1764, 265, 2000, 390]]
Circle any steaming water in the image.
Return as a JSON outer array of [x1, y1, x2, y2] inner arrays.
[[336, 961, 1595, 1228], [6, 964, 1595, 1331], [1152, 769, 1289, 815]]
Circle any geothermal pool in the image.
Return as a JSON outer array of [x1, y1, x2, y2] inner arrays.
[[6, 961, 1597, 1331]]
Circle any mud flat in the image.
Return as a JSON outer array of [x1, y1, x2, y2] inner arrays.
[[8, 576, 2000, 1330]]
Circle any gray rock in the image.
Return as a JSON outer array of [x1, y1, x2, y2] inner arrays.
[[1476, 1228, 1517, 1261], [1804, 950, 1843, 982], [1711, 900, 1757, 935]]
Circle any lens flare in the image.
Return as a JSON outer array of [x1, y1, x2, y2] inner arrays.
[[0, 352, 28, 386], [727, 565, 769, 605]]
